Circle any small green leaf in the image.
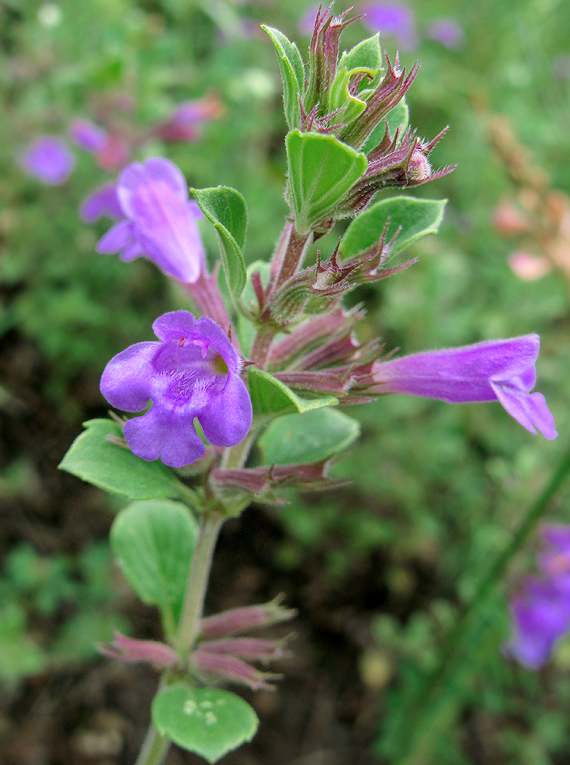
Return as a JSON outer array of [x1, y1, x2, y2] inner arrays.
[[110, 500, 198, 634], [262, 25, 305, 128], [192, 186, 247, 299], [249, 366, 338, 418], [259, 407, 360, 465], [339, 33, 382, 73], [152, 684, 259, 763], [59, 419, 188, 500], [285, 130, 367, 235], [341, 196, 447, 259], [328, 67, 369, 125]]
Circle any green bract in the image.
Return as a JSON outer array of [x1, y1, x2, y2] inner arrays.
[[192, 186, 248, 300], [259, 407, 361, 465], [341, 196, 447, 259], [262, 25, 305, 129], [249, 366, 338, 418], [285, 130, 367, 235]]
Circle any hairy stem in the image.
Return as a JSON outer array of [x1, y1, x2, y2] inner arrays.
[[176, 511, 224, 653], [248, 222, 313, 370], [273, 226, 312, 291]]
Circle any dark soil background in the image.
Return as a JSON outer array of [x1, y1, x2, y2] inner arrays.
[[0, 330, 403, 765]]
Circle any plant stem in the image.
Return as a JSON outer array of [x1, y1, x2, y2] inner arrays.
[[175, 510, 224, 653], [134, 722, 170, 765], [393, 445, 570, 765], [273, 226, 312, 291], [134, 501, 227, 765], [248, 223, 312, 370]]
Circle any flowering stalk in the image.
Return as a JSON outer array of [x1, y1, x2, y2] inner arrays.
[[57, 6, 559, 763]]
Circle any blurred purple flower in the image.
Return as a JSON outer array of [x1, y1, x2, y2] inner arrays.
[[69, 118, 108, 153], [298, 5, 320, 36], [96, 157, 205, 283], [153, 95, 223, 143], [361, 3, 418, 51], [20, 136, 75, 185], [100, 310, 252, 468], [80, 182, 122, 223], [505, 526, 570, 668], [426, 18, 465, 50], [372, 335, 557, 439]]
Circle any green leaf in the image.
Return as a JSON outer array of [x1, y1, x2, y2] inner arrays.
[[249, 366, 338, 418], [341, 196, 447, 259], [152, 684, 259, 763], [59, 419, 189, 500], [285, 130, 367, 235], [259, 407, 360, 465], [110, 500, 198, 635], [192, 186, 247, 300], [262, 25, 305, 129], [339, 34, 382, 73]]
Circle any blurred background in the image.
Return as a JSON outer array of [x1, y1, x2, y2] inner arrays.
[[1, 1, 570, 763]]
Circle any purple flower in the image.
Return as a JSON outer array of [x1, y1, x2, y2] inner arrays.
[[80, 182, 123, 223], [100, 311, 252, 468], [361, 3, 418, 51], [372, 335, 557, 439], [20, 136, 75, 185], [153, 95, 223, 142], [96, 157, 205, 283], [426, 18, 465, 50], [69, 118, 107, 153], [505, 525, 570, 668]]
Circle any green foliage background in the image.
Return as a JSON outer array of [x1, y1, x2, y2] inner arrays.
[[2, 0, 570, 762]]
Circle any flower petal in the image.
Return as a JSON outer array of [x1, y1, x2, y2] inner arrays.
[[198, 374, 253, 447], [141, 157, 189, 197], [152, 310, 197, 341], [100, 342, 158, 412], [96, 219, 136, 254], [124, 407, 205, 467], [195, 316, 241, 374], [80, 182, 122, 223], [491, 383, 557, 439]]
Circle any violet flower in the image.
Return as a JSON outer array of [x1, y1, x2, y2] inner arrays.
[[69, 118, 107, 153], [20, 136, 75, 185], [372, 335, 557, 439], [100, 310, 252, 468], [96, 157, 205, 283], [426, 18, 465, 50], [80, 182, 123, 223], [153, 95, 223, 143], [361, 3, 419, 51], [505, 525, 570, 668]]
